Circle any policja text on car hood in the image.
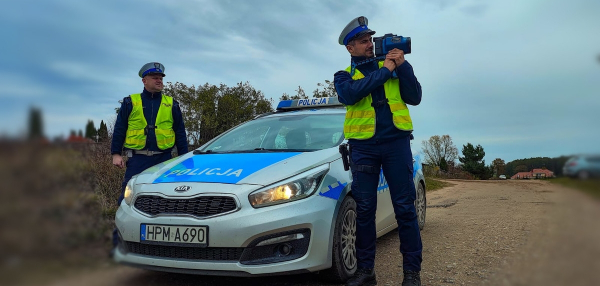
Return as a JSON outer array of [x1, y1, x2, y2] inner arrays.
[[131, 148, 342, 187]]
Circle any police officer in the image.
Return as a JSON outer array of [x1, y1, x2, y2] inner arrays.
[[111, 62, 188, 248], [334, 17, 423, 286]]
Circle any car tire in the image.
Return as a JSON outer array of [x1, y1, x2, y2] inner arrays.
[[321, 196, 357, 283], [578, 171, 590, 180], [415, 182, 426, 230]]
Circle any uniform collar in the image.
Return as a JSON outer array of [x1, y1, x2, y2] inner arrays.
[[142, 88, 162, 98], [351, 56, 377, 69]]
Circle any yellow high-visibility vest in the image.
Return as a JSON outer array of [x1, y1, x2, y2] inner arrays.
[[342, 61, 413, 139], [124, 93, 175, 150]]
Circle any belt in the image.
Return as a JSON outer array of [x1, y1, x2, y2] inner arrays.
[[133, 150, 164, 156]]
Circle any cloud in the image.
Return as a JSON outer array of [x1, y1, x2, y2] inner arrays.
[[1, 0, 599, 161]]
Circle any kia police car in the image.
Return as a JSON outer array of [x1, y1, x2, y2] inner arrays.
[[113, 97, 427, 282]]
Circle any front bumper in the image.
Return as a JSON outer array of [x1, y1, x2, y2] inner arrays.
[[114, 193, 337, 275]]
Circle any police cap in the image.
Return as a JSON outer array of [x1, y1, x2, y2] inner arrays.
[[338, 16, 376, 46], [138, 62, 166, 78]]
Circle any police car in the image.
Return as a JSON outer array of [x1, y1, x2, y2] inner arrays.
[[113, 97, 427, 282]]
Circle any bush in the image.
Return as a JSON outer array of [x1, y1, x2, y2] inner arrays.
[[0, 141, 124, 283]]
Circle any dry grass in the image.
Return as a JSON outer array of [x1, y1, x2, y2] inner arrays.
[[425, 177, 455, 192], [549, 177, 600, 199], [0, 141, 124, 285]]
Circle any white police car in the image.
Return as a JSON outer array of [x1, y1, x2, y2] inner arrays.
[[113, 97, 427, 282]]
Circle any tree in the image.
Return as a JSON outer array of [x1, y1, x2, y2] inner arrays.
[[28, 106, 44, 140], [115, 99, 123, 114], [459, 143, 492, 180], [294, 86, 308, 99], [97, 120, 109, 142], [421, 135, 459, 169], [85, 120, 97, 140], [78, 130, 83, 137], [439, 157, 449, 172], [514, 164, 529, 173], [280, 86, 309, 101], [312, 80, 337, 98], [504, 156, 570, 177], [280, 93, 291, 101], [165, 81, 273, 147], [491, 158, 506, 177]]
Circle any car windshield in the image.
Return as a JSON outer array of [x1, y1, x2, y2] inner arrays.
[[199, 113, 345, 153]]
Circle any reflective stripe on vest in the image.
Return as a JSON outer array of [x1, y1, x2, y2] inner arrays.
[[342, 61, 413, 139], [124, 94, 175, 150]]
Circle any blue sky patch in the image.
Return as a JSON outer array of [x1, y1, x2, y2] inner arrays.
[[153, 153, 300, 184]]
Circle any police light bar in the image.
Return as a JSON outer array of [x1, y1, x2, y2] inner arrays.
[[276, 97, 343, 110]]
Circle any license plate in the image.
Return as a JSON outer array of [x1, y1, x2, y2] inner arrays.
[[140, 224, 208, 245]]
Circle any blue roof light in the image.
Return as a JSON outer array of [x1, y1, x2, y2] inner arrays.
[[276, 97, 343, 110]]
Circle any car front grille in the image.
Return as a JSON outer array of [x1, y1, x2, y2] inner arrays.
[[126, 242, 244, 261], [134, 195, 237, 217]]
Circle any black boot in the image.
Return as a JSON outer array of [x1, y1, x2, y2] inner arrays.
[[346, 268, 377, 286], [402, 270, 421, 286]]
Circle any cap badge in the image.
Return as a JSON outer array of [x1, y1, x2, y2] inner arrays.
[[358, 16, 366, 26]]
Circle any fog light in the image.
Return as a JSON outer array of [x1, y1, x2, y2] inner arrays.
[[256, 233, 305, 246], [278, 243, 293, 256]]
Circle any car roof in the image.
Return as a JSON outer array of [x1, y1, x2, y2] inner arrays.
[[261, 106, 346, 118]]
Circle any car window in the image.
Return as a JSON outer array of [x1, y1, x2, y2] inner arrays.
[[585, 156, 600, 163], [201, 113, 345, 152]]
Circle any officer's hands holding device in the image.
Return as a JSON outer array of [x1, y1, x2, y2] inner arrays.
[[386, 48, 405, 68]]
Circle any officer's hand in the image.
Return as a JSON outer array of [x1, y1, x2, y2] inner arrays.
[[383, 58, 397, 72], [113, 154, 125, 168], [386, 48, 405, 67]]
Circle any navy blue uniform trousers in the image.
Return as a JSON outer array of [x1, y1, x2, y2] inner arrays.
[[113, 152, 172, 246], [350, 136, 423, 271]]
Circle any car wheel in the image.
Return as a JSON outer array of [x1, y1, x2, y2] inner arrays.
[[321, 196, 357, 282], [578, 171, 590, 180], [415, 182, 426, 230]]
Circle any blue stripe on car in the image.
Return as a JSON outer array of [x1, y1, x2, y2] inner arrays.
[[153, 153, 301, 184], [320, 181, 347, 200]]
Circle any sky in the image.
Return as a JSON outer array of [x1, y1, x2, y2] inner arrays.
[[1, 0, 599, 162]]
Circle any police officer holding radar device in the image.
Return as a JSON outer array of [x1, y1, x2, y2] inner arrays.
[[334, 16, 423, 286], [111, 62, 188, 249]]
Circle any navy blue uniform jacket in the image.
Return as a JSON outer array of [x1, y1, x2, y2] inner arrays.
[[334, 57, 422, 145], [111, 88, 189, 155]]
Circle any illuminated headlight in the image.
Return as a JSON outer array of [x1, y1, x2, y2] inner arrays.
[[249, 165, 329, 208], [123, 178, 136, 205]]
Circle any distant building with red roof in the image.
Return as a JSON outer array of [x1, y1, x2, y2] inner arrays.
[[65, 135, 95, 143], [511, 168, 554, 179]]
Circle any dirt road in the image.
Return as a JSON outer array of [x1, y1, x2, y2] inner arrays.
[[47, 180, 600, 286]]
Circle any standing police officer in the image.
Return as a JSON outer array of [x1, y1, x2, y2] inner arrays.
[[111, 62, 188, 248], [334, 17, 423, 286]]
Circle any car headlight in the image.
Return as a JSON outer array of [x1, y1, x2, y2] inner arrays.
[[123, 178, 136, 205], [249, 165, 329, 208]]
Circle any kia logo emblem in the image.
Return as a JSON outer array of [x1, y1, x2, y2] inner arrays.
[[174, 185, 191, 192]]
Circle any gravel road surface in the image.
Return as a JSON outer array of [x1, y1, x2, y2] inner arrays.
[[46, 180, 600, 286]]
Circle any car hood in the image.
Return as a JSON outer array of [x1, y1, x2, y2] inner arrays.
[[134, 148, 341, 187]]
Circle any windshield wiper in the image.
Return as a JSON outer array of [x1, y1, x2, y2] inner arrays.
[[252, 148, 310, 152], [193, 149, 215, 155]]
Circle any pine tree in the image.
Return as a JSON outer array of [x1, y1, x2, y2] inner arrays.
[[28, 107, 44, 140], [84, 120, 97, 140], [97, 120, 109, 142], [459, 143, 492, 180]]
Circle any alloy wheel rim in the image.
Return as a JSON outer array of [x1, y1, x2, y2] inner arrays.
[[341, 209, 357, 270]]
